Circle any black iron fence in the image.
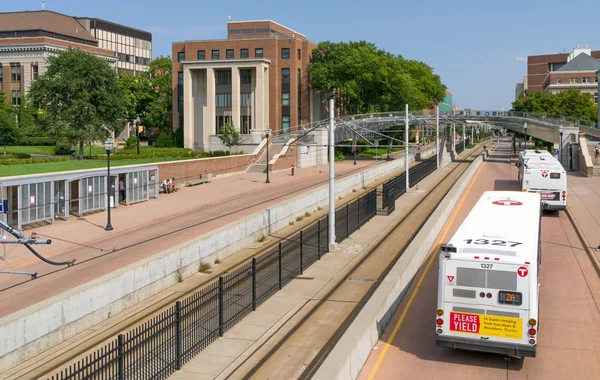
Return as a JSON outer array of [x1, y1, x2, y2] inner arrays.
[[49, 189, 377, 380], [376, 154, 438, 216]]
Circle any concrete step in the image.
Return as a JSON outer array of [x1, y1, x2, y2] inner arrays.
[[247, 164, 267, 173]]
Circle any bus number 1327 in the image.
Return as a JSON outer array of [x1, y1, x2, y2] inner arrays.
[[463, 239, 522, 247]]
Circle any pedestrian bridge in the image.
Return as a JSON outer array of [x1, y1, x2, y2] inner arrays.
[[275, 110, 599, 147]]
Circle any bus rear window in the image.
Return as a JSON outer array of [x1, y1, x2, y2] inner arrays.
[[550, 173, 560, 179], [456, 267, 518, 290]]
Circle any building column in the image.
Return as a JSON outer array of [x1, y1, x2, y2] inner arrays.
[[255, 66, 265, 130], [231, 67, 241, 132], [183, 66, 194, 150], [263, 66, 270, 131], [203, 67, 216, 151]]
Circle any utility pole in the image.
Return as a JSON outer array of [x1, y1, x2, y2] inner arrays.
[[405, 104, 409, 191], [436, 106, 439, 169], [328, 91, 337, 251]]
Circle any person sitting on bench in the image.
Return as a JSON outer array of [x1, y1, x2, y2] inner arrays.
[[161, 179, 170, 194]]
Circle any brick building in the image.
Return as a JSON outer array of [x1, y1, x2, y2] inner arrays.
[[172, 20, 318, 152], [0, 9, 152, 106], [517, 45, 600, 103]]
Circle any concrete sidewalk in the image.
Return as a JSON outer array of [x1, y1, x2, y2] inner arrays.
[[0, 161, 374, 272], [566, 173, 600, 274], [169, 154, 452, 379]]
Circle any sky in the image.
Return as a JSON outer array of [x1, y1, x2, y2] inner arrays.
[[5, 0, 600, 110]]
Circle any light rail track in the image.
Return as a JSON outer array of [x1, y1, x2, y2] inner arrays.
[[237, 146, 486, 379]]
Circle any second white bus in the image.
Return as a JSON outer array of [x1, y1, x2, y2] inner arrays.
[[436, 191, 541, 358]]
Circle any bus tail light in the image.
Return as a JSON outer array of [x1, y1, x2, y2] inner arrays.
[[436, 309, 444, 316], [562, 191, 566, 199], [522, 189, 527, 192], [436, 318, 443, 325], [528, 318, 536, 326], [529, 328, 536, 336]]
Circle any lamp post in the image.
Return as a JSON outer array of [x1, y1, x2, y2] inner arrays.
[[558, 124, 564, 165], [353, 136, 357, 165], [523, 122, 528, 149], [104, 138, 114, 231], [436, 106, 439, 168], [265, 128, 271, 184], [134, 117, 141, 155], [328, 90, 337, 251]]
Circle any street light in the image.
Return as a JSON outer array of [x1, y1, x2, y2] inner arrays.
[[523, 123, 528, 149], [558, 124, 564, 165], [104, 138, 114, 231], [265, 128, 271, 184], [134, 117, 141, 155]]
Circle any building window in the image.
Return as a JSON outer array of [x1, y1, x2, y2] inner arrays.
[[197, 50, 205, 60], [282, 92, 290, 106], [241, 116, 252, 134], [178, 71, 183, 108], [241, 49, 249, 59], [596, 77, 599, 83], [583, 77, 591, 83], [570, 77, 578, 84], [216, 93, 232, 108], [215, 70, 232, 85], [557, 77, 562, 84], [281, 68, 290, 84], [11, 64, 21, 82], [240, 69, 251, 84], [255, 48, 263, 58], [241, 93, 251, 107], [281, 48, 290, 59], [0, 64, 3, 82], [595, 93, 599, 104], [282, 115, 290, 133], [11, 90, 21, 105], [216, 115, 232, 133], [212, 50, 220, 60], [298, 49, 301, 60], [32, 64, 39, 80], [177, 52, 185, 62], [226, 49, 234, 59]]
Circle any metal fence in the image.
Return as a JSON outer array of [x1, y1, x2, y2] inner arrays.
[[49, 189, 378, 380]]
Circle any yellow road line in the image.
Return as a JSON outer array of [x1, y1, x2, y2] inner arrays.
[[367, 160, 486, 380]]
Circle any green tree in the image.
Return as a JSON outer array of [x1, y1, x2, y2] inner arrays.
[[141, 57, 173, 139], [155, 132, 174, 148], [512, 89, 598, 123], [309, 41, 446, 115], [0, 92, 18, 154], [29, 48, 125, 159], [217, 123, 242, 153]]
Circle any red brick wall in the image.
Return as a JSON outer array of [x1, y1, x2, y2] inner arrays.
[[269, 145, 297, 171], [156, 144, 266, 186]]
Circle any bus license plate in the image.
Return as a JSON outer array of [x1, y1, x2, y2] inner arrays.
[[541, 192, 559, 200]]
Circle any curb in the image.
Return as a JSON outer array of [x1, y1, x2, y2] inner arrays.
[[566, 207, 600, 278]]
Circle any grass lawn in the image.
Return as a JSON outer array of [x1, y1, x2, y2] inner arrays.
[[358, 147, 404, 158], [3, 145, 107, 156], [0, 157, 189, 177]]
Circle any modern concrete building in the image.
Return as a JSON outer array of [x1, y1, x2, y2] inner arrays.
[[76, 17, 152, 76], [522, 45, 600, 102], [172, 20, 318, 152], [0, 9, 152, 106]]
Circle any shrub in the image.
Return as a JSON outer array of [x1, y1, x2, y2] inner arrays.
[[55, 141, 72, 156], [174, 127, 184, 148], [155, 132, 174, 148], [198, 262, 211, 272], [125, 136, 138, 150], [16, 136, 55, 146], [0, 156, 70, 165], [335, 150, 345, 161]]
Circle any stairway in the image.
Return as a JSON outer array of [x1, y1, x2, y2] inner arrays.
[[246, 143, 285, 173]]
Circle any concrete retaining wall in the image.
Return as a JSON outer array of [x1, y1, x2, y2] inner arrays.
[[313, 153, 484, 380], [0, 152, 420, 372]]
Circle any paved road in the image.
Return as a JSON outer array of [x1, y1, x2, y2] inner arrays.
[[0, 160, 384, 318], [358, 138, 600, 380]]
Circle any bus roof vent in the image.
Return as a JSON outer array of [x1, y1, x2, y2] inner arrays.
[[461, 248, 517, 256]]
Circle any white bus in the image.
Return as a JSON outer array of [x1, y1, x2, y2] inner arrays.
[[436, 191, 541, 358], [518, 157, 567, 211]]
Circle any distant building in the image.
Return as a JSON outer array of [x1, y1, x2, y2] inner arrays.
[[520, 45, 600, 103], [172, 20, 317, 151], [76, 17, 152, 76], [438, 90, 453, 112], [0, 9, 152, 106]]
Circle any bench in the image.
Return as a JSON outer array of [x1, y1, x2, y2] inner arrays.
[[184, 173, 212, 187]]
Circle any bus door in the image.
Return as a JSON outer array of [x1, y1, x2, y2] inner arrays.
[[441, 258, 532, 346]]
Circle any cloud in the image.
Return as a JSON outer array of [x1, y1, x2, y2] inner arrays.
[[148, 25, 224, 36]]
